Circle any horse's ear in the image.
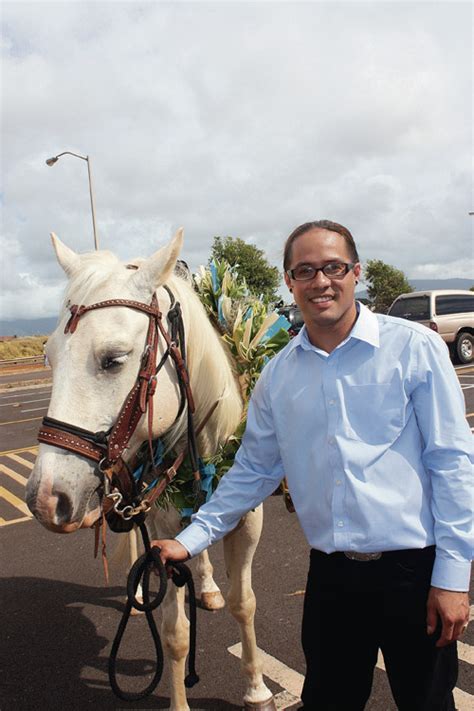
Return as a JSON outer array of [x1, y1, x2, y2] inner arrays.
[[132, 227, 184, 292], [51, 233, 80, 276]]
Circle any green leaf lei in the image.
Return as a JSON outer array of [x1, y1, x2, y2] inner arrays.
[[152, 259, 291, 515]]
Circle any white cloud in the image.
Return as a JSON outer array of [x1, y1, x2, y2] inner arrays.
[[1, 1, 472, 319]]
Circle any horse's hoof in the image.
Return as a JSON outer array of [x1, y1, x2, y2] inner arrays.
[[244, 697, 277, 711], [201, 591, 226, 610]]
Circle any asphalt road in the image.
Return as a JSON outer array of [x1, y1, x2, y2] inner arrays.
[[1, 367, 473, 710]]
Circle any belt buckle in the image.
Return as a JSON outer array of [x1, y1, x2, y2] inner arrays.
[[344, 551, 382, 562]]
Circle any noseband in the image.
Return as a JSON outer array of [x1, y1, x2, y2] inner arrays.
[[38, 287, 202, 521]]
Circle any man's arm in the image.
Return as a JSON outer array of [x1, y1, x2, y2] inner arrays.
[[152, 367, 285, 560], [411, 334, 473, 645]]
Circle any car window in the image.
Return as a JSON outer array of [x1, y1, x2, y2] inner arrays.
[[388, 296, 430, 320], [289, 307, 303, 327], [435, 294, 474, 315]]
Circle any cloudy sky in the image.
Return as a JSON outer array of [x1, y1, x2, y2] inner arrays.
[[1, 0, 472, 320]]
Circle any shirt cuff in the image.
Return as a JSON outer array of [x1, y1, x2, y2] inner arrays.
[[431, 556, 472, 592], [176, 523, 212, 558]]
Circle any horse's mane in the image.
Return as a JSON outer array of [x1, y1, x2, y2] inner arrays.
[[163, 273, 243, 456], [63, 250, 243, 457]]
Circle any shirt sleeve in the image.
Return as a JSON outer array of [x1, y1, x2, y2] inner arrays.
[[411, 333, 474, 591], [176, 365, 285, 557]]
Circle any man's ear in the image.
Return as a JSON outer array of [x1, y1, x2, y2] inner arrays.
[[353, 262, 362, 282]]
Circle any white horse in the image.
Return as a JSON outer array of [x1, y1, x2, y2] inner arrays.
[[26, 229, 276, 711]]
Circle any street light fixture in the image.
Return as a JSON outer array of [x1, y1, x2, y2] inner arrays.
[[45, 151, 99, 250]]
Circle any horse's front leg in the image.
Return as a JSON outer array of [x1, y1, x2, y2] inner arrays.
[[223, 504, 276, 711], [196, 549, 226, 610], [161, 583, 191, 711]]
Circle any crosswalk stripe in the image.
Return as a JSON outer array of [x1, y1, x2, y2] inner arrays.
[[0, 485, 31, 516], [0, 463, 28, 486], [5, 453, 34, 470], [0, 446, 38, 456]]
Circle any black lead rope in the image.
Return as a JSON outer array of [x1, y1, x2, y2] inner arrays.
[[108, 523, 199, 701]]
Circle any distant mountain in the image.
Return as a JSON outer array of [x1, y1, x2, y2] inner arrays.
[[1, 277, 473, 336], [356, 277, 473, 300], [0, 316, 58, 337]]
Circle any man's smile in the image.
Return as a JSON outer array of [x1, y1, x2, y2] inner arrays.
[[308, 295, 335, 304]]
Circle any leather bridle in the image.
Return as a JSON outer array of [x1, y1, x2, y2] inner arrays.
[[38, 286, 204, 523]]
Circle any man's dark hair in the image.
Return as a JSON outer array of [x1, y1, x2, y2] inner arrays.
[[283, 220, 360, 269]]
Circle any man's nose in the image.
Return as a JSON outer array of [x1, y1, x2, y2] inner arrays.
[[310, 269, 331, 287]]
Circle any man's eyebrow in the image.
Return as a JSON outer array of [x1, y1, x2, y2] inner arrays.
[[293, 258, 344, 266]]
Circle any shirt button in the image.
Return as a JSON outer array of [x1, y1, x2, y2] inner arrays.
[[328, 399, 335, 406], [337, 521, 344, 527], [328, 437, 336, 445], [335, 479, 342, 486]]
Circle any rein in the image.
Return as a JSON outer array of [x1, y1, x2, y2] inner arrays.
[[109, 522, 199, 701]]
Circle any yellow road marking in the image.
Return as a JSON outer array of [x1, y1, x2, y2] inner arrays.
[[0, 463, 28, 486], [5, 453, 34, 470], [0, 485, 30, 515], [0, 416, 42, 426], [0, 446, 38, 456], [0, 515, 32, 527]]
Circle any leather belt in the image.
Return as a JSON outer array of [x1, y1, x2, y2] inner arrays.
[[343, 551, 382, 562]]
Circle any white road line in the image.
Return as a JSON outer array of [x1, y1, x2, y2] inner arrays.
[[0, 397, 50, 407], [229, 642, 473, 711], [377, 650, 473, 710], [273, 689, 300, 709], [0, 515, 32, 527], [0, 390, 51, 400], [22, 406, 49, 413], [459, 641, 474, 665], [228, 642, 303, 699]]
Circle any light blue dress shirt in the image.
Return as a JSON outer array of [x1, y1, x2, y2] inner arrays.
[[177, 304, 473, 591]]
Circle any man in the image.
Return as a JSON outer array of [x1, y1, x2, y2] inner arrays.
[[153, 220, 472, 710]]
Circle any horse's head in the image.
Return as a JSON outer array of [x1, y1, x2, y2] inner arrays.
[[26, 229, 186, 532]]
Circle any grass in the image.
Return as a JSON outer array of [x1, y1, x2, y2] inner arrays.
[[0, 336, 47, 360]]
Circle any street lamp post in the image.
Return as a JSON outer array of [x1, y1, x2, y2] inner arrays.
[[45, 151, 99, 250]]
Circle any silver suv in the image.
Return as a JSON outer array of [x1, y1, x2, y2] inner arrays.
[[387, 290, 474, 364]]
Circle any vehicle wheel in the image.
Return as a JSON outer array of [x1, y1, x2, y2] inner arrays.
[[456, 332, 473, 364]]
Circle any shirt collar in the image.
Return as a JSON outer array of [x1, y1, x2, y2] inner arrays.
[[284, 301, 379, 358]]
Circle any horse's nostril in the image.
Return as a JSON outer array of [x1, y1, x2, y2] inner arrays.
[[55, 492, 73, 524]]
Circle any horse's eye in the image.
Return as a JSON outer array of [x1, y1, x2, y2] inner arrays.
[[101, 354, 129, 371]]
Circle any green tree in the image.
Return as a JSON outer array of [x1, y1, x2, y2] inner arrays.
[[210, 236, 281, 304], [364, 259, 413, 313]]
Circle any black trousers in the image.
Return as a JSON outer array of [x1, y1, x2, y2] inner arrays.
[[300, 547, 458, 711]]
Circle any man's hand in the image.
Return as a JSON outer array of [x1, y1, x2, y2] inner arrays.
[[427, 586, 470, 647], [151, 539, 191, 566]]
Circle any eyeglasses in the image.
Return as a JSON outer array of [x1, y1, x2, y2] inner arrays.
[[286, 262, 356, 281]]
